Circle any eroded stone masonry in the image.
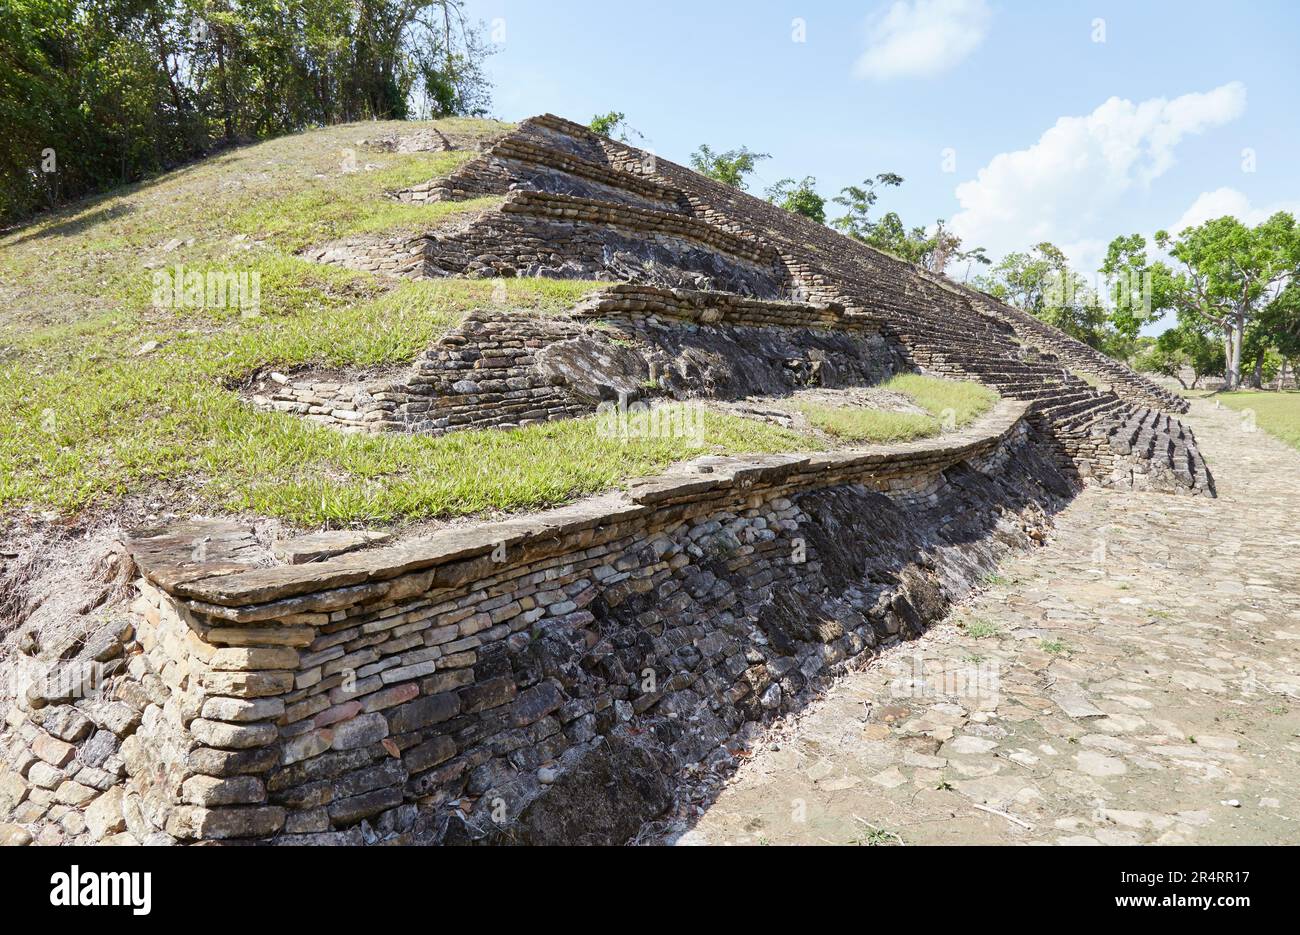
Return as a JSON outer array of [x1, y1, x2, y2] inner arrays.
[[0, 114, 1216, 846]]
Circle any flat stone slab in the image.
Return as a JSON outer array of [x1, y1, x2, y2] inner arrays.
[[272, 530, 391, 565]]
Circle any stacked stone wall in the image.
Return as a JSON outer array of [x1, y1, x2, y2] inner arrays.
[[252, 288, 903, 436], [0, 399, 1079, 845]]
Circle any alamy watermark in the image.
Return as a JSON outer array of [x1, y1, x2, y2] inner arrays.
[[1046, 268, 1153, 316], [887, 652, 1001, 707], [151, 264, 261, 316], [49, 866, 151, 915], [595, 393, 705, 445]]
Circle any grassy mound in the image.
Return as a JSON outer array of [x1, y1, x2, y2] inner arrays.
[[0, 119, 815, 525], [795, 374, 999, 443]]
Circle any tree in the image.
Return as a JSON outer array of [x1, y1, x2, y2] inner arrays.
[[957, 245, 992, 282], [1133, 338, 1188, 387], [1099, 233, 1170, 340], [830, 174, 985, 274], [830, 173, 903, 240], [589, 111, 641, 142], [866, 215, 969, 273], [1240, 329, 1282, 388], [1136, 325, 1224, 389], [0, 0, 495, 223], [765, 176, 825, 223], [975, 242, 1111, 349], [1154, 213, 1300, 389], [590, 111, 624, 137], [688, 144, 769, 190], [1263, 282, 1300, 361]]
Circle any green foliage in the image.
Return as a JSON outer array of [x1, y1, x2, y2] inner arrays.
[[765, 176, 826, 224], [1244, 280, 1300, 387], [975, 242, 1112, 350], [868, 215, 975, 273], [1261, 282, 1300, 362], [1154, 212, 1300, 388], [589, 111, 631, 140], [963, 619, 1001, 639], [1099, 233, 1169, 339], [830, 173, 903, 240], [689, 144, 769, 190], [831, 174, 984, 274], [1136, 325, 1227, 389], [794, 374, 998, 443], [0, 0, 494, 222], [1133, 339, 1188, 385], [1039, 638, 1071, 656]]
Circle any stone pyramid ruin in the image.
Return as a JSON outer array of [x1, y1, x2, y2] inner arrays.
[[0, 115, 1215, 847]]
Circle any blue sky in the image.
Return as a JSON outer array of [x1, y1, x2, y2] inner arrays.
[[463, 1, 1299, 326]]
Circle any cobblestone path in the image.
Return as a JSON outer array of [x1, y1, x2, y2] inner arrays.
[[678, 398, 1300, 845]]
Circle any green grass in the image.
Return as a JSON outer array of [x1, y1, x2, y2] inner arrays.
[[794, 374, 999, 443], [795, 404, 938, 443], [0, 118, 509, 335], [1214, 390, 1300, 450], [1, 276, 817, 524], [849, 821, 904, 846], [963, 618, 1002, 639], [0, 118, 826, 525], [229, 150, 502, 251], [885, 373, 1000, 428]]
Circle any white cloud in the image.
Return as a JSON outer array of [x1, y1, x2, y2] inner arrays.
[[853, 0, 991, 80], [949, 82, 1248, 265], [1170, 187, 1300, 233]]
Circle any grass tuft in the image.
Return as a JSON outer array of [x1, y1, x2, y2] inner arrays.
[[794, 374, 998, 443], [796, 404, 938, 443], [884, 373, 1000, 428], [963, 618, 1002, 639]]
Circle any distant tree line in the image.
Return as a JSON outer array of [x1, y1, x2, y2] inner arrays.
[[0, 0, 493, 223], [658, 125, 1300, 388]]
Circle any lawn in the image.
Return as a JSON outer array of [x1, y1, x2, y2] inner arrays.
[[795, 374, 999, 443], [1214, 390, 1300, 450], [0, 119, 817, 526]]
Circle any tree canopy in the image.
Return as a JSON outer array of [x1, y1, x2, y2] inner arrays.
[[975, 243, 1114, 351], [0, 0, 493, 222], [827, 173, 985, 274], [1153, 213, 1300, 389]]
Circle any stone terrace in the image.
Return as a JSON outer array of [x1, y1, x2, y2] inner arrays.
[[0, 113, 1232, 848], [302, 113, 1211, 496]]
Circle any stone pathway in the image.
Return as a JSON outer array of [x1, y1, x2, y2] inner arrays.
[[676, 398, 1300, 845]]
